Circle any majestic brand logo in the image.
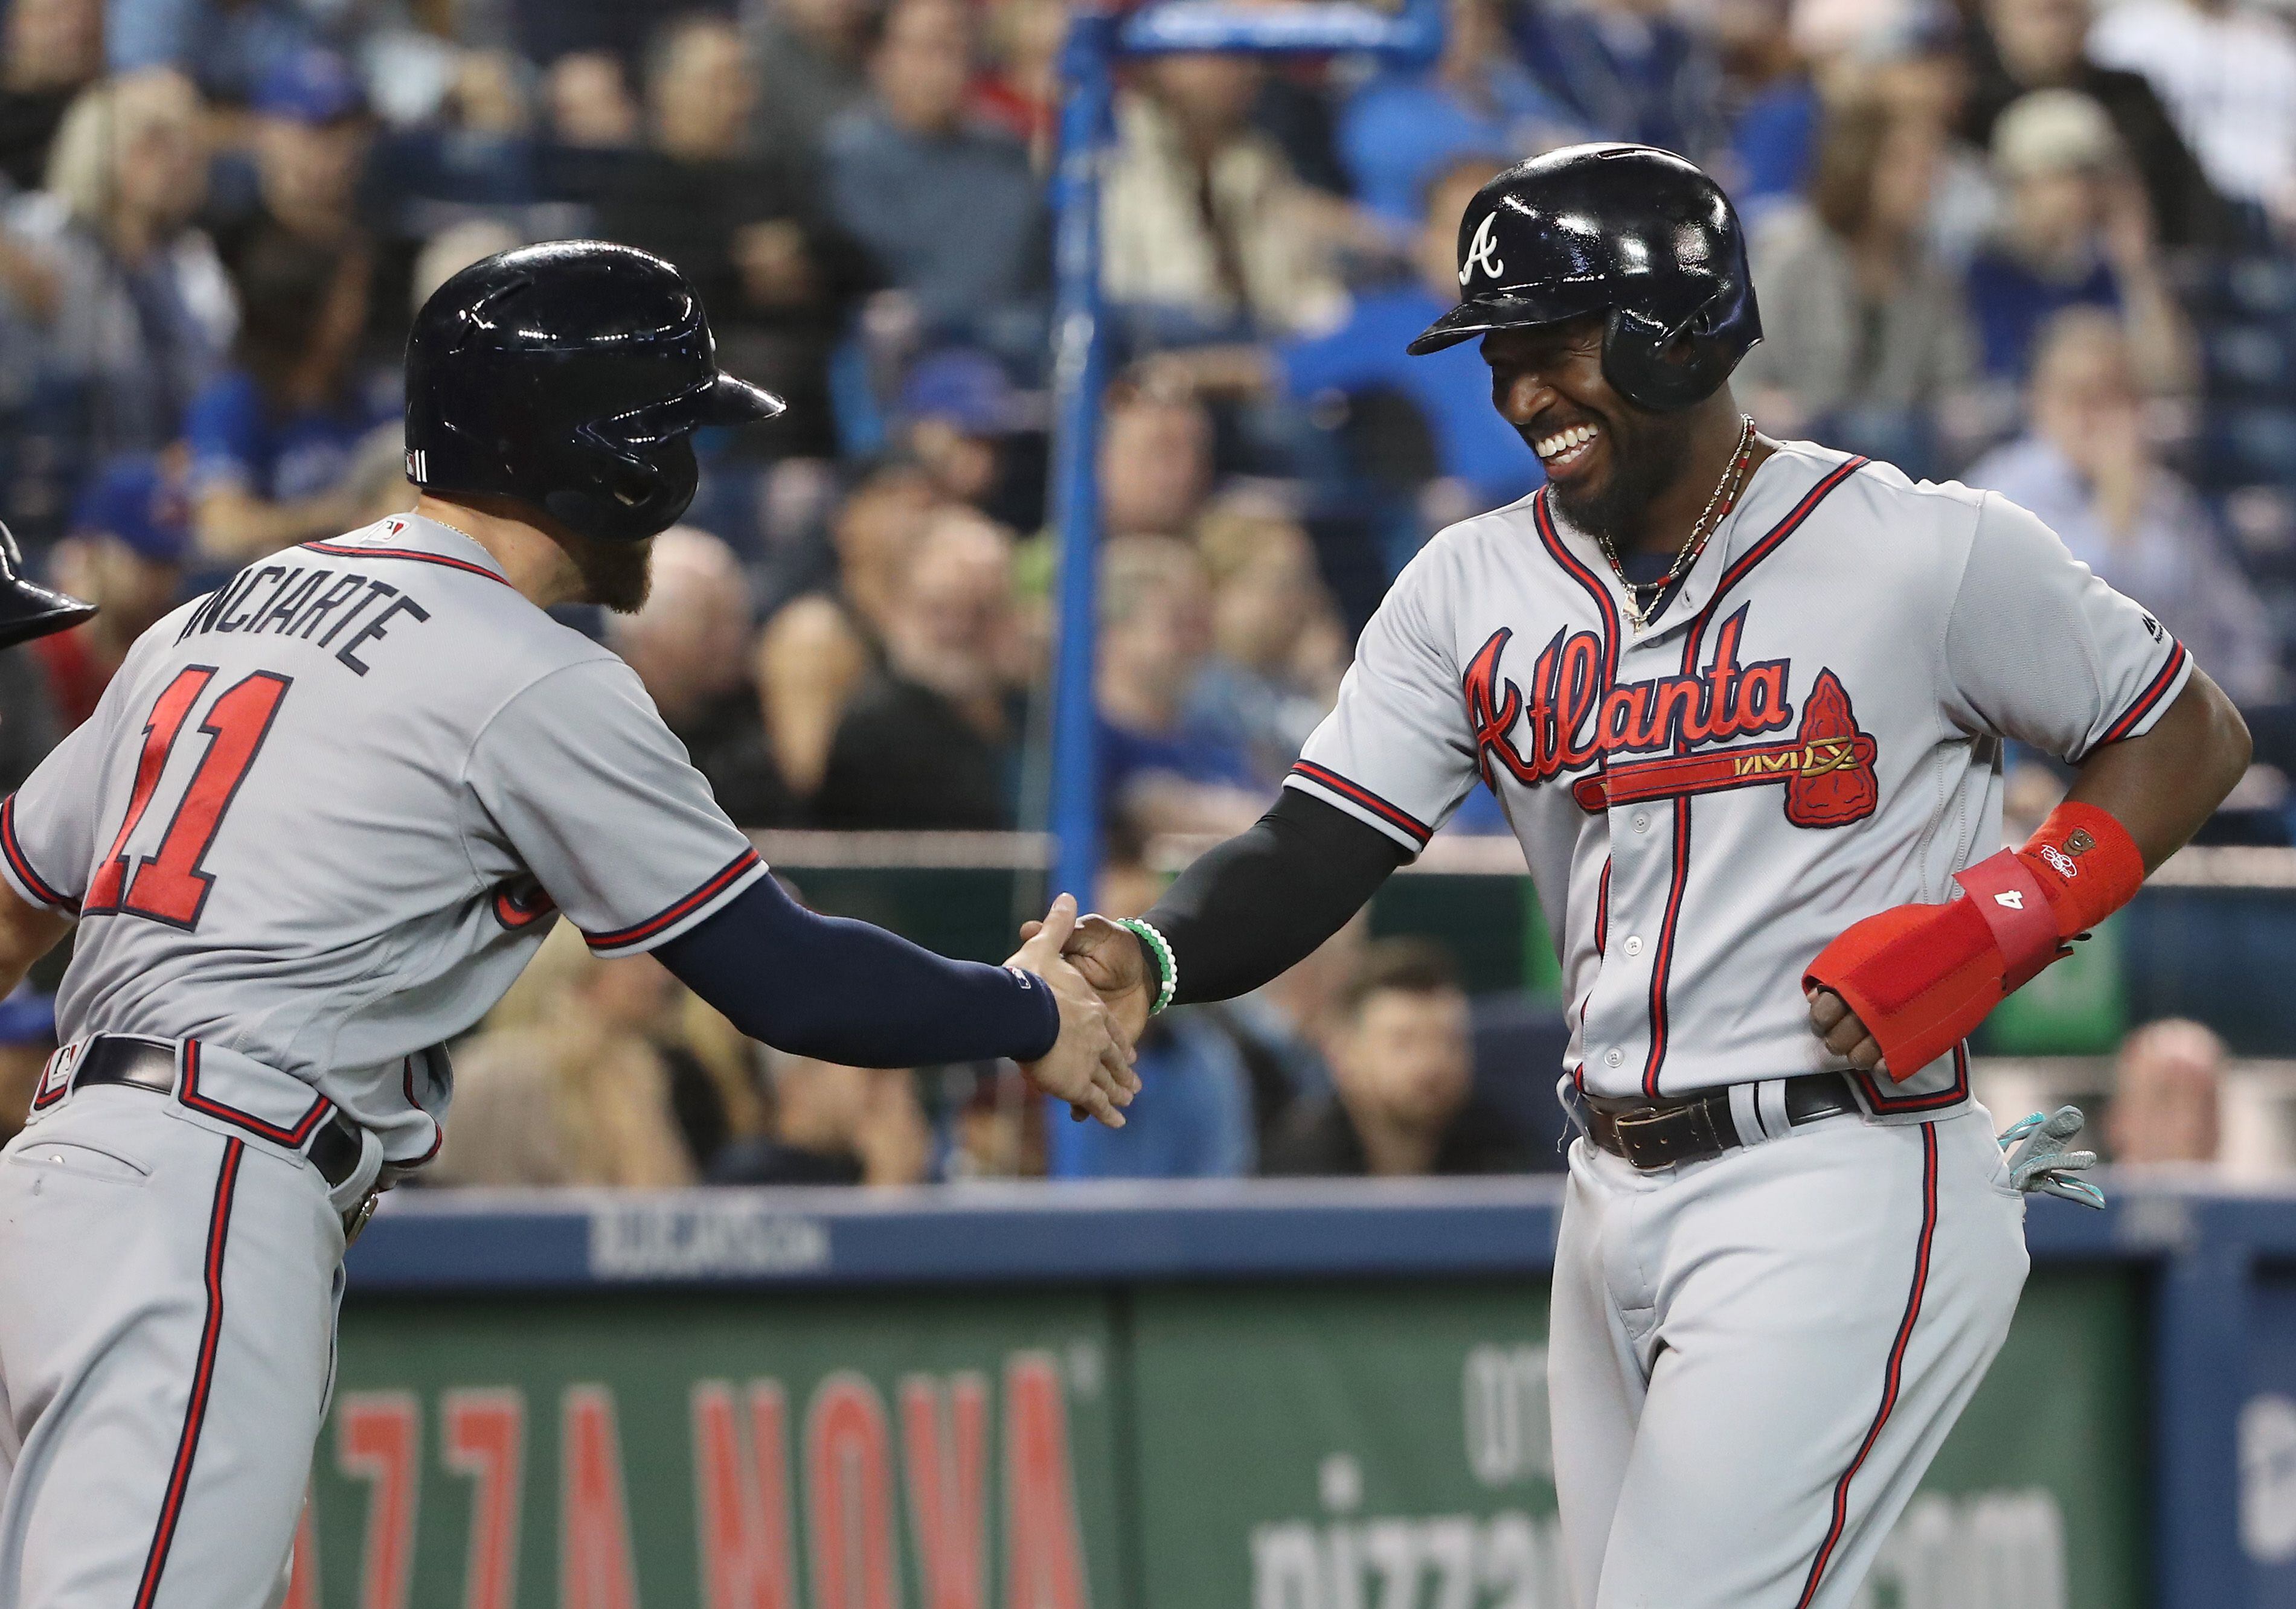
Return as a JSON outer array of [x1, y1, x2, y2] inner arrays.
[[1460, 212, 1506, 287], [1462, 607, 1880, 828]]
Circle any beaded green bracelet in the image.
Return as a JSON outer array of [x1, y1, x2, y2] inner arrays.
[[1117, 916, 1179, 1016]]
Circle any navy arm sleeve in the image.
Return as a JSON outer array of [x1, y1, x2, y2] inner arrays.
[[1146, 788, 1406, 1005], [654, 875, 1060, 1066]]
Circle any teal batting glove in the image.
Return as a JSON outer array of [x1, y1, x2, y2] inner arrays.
[[1998, 1105, 2106, 1210]]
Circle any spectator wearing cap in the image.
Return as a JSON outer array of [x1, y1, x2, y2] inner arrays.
[[26, 455, 191, 733], [584, 16, 862, 454], [1338, 0, 1585, 232], [204, 46, 371, 267], [898, 349, 1033, 516], [2088, 0, 2296, 231], [824, 0, 1048, 368], [1262, 939, 1527, 1177], [1966, 309, 2279, 704], [0, 985, 57, 1145], [814, 506, 1027, 830], [1134, 158, 1545, 521], [1963, 88, 2193, 388], [1962, 0, 2231, 250], [1509, 0, 1725, 164], [0, 0, 102, 194], [0, 70, 233, 544], [1736, 95, 1978, 476], [186, 229, 392, 564], [608, 526, 798, 829]]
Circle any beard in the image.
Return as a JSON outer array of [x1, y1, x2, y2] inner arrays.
[[1544, 406, 1699, 550], [566, 530, 655, 614]]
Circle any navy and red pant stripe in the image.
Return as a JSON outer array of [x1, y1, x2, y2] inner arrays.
[[132, 1139, 245, 1609], [1795, 1122, 1940, 1606]]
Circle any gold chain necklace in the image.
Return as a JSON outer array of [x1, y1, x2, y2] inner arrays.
[[1594, 414, 1757, 632]]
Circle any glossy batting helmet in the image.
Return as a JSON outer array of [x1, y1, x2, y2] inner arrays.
[[0, 520, 95, 650], [1408, 144, 1762, 412], [404, 242, 784, 544]]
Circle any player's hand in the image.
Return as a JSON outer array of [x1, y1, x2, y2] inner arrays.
[[1016, 911, 1154, 1043], [1805, 986, 1888, 1076], [1007, 895, 1140, 1128]]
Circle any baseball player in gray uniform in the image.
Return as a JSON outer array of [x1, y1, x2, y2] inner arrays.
[[0, 243, 1137, 1608], [1048, 147, 2252, 1605]]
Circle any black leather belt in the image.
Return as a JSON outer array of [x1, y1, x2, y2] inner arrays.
[[1584, 1072, 1858, 1172], [72, 1034, 367, 1190]]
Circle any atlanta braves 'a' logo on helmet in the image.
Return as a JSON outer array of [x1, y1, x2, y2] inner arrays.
[[1460, 211, 1506, 288]]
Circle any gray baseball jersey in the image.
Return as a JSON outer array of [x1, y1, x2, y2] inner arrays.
[[0, 514, 768, 1164], [1287, 441, 2189, 1114]]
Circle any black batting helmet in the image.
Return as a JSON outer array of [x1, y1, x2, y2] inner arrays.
[[1408, 144, 1762, 412], [0, 520, 95, 650], [404, 242, 784, 545]]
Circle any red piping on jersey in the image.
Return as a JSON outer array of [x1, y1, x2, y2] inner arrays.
[[300, 542, 516, 587], [1638, 456, 1867, 1097], [133, 1137, 243, 1609], [1592, 856, 1611, 953], [178, 1039, 338, 1147], [1287, 761, 1434, 846], [1531, 491, 1620, 689], [1859, 1041, 1972, 1114], [585, 848, 764, 952], [1797, 1122, 1939, 1608], [0, 795, 70, 910], [2100, 640, 2187, 745]]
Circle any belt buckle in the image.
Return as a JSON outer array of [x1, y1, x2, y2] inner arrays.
[[1611, 1105, 1675, 1172]]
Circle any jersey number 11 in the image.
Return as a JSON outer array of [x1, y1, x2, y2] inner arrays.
[[85, 666, 292, 929]]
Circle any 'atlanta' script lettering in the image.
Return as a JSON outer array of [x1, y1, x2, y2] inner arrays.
[[1464, 605, 1792, 788]]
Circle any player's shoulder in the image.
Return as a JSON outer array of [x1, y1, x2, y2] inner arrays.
[[1408, 487, 1549, 584]]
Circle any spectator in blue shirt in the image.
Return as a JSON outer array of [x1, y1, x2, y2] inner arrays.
[[1510, 0, 1725, 163], [823, 0, 1047, 370], [1963, 89, 2192, 388], [107, 0, 325, 108], [187, 230, 393, 565], [1135, 158, 1546, 520], [1338, 0, 1585, 232]]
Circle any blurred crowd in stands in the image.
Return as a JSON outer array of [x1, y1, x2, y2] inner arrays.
[[4, 0, 2295, 1182]]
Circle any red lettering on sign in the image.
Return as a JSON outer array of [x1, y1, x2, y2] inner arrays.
[[806, 1374, 898, 1609], [902, 1374, 989, 1609], [562, 1386, 640, 1609], [444, 1389, 525, 1609], [695, 1380, 798, 1609], [335, 1392, 421, 1609], [1004, 1354, 1088, 1609]]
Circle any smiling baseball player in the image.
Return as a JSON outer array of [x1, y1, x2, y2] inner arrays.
[[0, 241, 1135, 1609], [1051, 146, 2251, 1606]]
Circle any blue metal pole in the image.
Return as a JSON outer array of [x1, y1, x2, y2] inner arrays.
[[1044, 10, 1118, 908]]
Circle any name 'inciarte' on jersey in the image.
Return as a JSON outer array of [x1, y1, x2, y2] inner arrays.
[[1464, 604, 1881, 827], [173, 562, 432, 677]]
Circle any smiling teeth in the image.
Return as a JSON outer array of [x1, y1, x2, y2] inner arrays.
[[1536, 424, 1599, 462]]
